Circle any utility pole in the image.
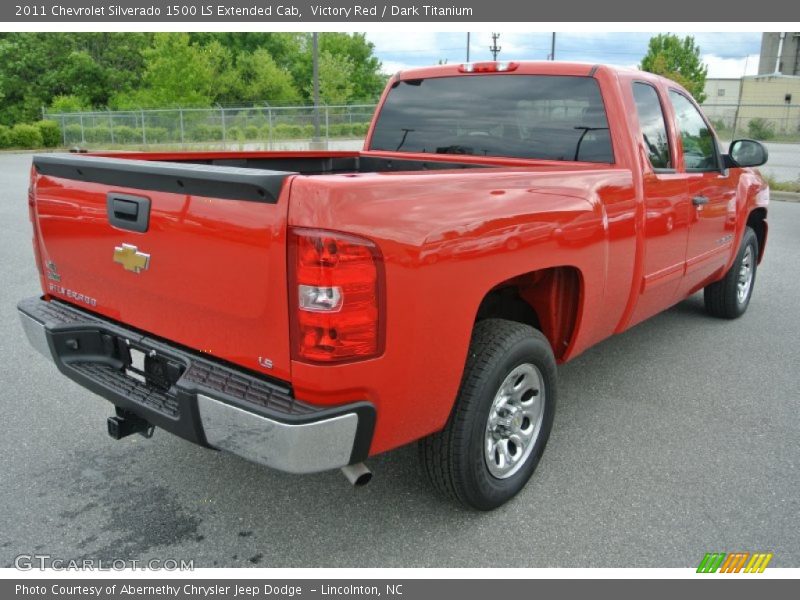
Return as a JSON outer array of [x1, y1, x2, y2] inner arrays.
[[312, 32, 321, 141], [550, 33, 556, 61], [466, 32, 470, 62], [731, 56, 749, 139], [774, 32, 786, 74], [489, 33, 501, 60]]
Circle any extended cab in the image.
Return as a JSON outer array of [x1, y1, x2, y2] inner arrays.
[[19, 62, 769, 509]]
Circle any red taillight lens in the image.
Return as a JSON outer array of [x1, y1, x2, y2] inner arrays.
[[289, 228, 384, 363], [28, 168, 44, 276], [27, 170, 36, 221]]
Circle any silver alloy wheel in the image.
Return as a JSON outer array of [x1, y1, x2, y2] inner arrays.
[[737, 245, 755, 304], [484, 363, 546, 479]]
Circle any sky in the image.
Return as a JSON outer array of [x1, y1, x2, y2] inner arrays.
[[365, 32, 763, 79]]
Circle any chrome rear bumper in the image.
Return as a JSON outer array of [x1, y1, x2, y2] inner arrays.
[[17, 296, 374, 474], [197, 394, 359, 473]]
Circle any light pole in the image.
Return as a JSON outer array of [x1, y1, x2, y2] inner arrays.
[[312, 32, 321, 141]]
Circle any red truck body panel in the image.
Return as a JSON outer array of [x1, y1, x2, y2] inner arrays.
[[287, 165, 636, 453], [34, 173, 295, 381], [28, 62, 769, 459]]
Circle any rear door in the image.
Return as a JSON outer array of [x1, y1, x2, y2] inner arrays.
[[668, 90, 738, 294], [32, 154, 294, 381]]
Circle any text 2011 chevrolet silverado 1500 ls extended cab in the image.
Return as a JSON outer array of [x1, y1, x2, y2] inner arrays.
[[19, 62, 769, 509]]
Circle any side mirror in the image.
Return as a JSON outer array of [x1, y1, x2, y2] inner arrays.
[[725, 139, 768, 168]]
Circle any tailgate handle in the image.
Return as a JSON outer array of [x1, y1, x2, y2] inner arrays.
[[107, 193, 150, 233]]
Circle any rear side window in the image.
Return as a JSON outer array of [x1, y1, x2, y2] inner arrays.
[[369, 75, 613, 163], [632, 82, 672, 170], [669, 91, 719, 172]]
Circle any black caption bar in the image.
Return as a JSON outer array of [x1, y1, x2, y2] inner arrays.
[[4, 579, 798, 600], [3, 0, 799, 21]]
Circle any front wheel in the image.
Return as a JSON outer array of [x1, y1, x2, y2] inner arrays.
[[704, 227, 759, 319], [419, 319, 557, 510]]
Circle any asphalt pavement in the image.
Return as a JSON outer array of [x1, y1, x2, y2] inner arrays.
[[743, 141, 799, 182], [0, 152, 798, 568]]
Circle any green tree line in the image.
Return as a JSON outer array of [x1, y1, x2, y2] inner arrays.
[[0, 32, 387, 126]]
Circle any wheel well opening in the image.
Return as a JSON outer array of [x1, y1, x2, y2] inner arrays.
[[475, 266, 582, 360], [747, 208, 767, 262]]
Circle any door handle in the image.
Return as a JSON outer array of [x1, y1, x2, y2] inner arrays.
[[107, 193, 150, 233], [692, 195, 709, 207], [112, 199, 139, 220]]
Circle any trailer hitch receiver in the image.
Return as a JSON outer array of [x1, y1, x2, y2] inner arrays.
[[107, 408, 155, 440]]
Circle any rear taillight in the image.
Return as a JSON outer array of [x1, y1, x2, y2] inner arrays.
[[28, 168, 44, 276], [289, 228, 384, 363], [27, 170, 36, 220]]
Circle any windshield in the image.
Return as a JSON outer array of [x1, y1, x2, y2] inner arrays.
[[369, 74, 613, 163]]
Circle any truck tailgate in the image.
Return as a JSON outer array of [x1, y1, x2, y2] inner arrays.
[[31, 154, 294, 381]]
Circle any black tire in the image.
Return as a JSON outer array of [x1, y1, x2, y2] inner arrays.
[[704, 227, 759, 319], [419, 319, 557, 510]]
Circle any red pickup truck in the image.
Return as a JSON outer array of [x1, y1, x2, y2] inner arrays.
[[19, 62, 769, 509]]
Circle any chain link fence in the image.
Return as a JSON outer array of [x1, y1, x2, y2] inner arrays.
[[43, 101, 800, 148], [43, 104, 378, 148], [701, 103, 800, 141]]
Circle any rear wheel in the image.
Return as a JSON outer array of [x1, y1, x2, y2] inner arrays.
[[704, 227, 759, 319], [419, 319, 557, 510]]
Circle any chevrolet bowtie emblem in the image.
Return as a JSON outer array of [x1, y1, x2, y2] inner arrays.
[[113, 243, 150, 273]]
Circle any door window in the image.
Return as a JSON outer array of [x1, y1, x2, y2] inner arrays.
[[632, 82, 672, 170], [669, 91, 719, 172]]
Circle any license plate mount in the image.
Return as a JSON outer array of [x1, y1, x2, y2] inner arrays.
[[125, 347, 147, 384]]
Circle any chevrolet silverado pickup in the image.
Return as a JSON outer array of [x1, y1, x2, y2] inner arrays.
[[19, 62, 769, 509]]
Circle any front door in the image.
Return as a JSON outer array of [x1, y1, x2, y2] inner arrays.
[[668, 90, 738, 295]]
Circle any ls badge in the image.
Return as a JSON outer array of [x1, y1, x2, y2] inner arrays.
[[113, 243, 150, 273]]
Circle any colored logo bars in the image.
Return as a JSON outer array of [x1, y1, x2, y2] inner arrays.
[[697, 552, 773, 573]]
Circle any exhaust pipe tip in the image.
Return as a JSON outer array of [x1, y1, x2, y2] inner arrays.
[[341, 463, 372, 486]]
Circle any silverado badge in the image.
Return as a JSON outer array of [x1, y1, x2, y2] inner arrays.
[[113, 243, 150, 274]]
